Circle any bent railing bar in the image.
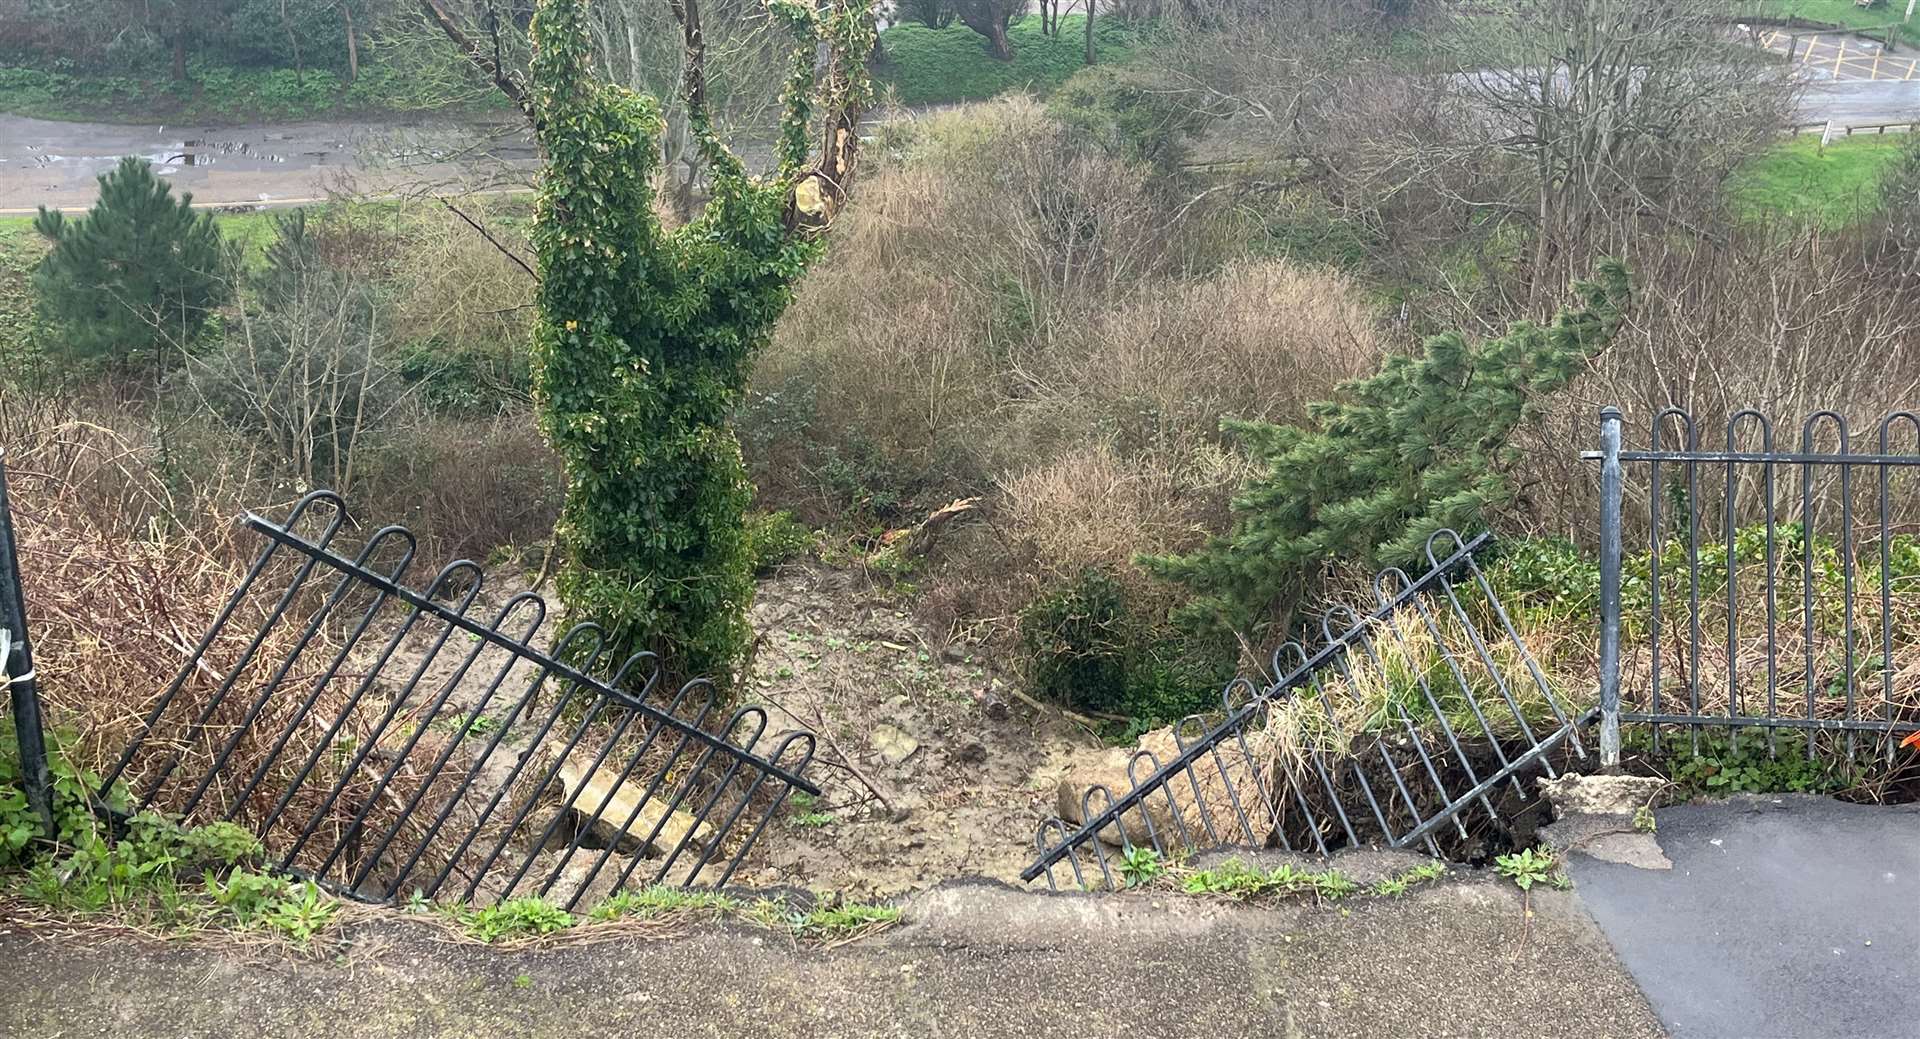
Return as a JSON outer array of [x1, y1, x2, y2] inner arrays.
[[1382, 568, 1528, 802], [282, 560, 488, 872], [538, 672, 701, 902], [346, 593, 553, 893], [244, 513, 820, 794], [174, 527, 413, 819], [1022, 533, 1491, 882], [246, 559, 473, 839], [419, 629, 613, 901], [215, 528, 420, 822], [316, 579, 534, 883], [124, 501, 351, 812], [1392, 707, 1601, 850], [484, 654, 679, 901], [98, 491, 346, 799], [710, 733, 818, 889], [1343, 617, 1494, 834], [389, 627, 610, 898]]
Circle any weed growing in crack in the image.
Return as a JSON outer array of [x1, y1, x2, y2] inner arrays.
[[1494, 847, 1568, 891], [1118, 846, 1165, 887], [755, 900, 902, 940], [459, 896, 576, 943], [1176, 858, 1360, 902], [589, 885, 738, 921], [1369, 860, 1446, 897]]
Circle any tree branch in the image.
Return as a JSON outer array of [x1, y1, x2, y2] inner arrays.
[[438, 197, 538, 282], [666, 0, 746, 179], [416, 0, 536, 126]]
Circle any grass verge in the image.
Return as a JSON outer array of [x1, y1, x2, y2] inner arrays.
[[1747, 1, 1920, 47], [878, 15, 1145, 106], [1727, 133, 1907, 229]]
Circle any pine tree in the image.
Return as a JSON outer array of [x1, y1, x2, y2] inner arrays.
[[32, 156, 228, 371], [1140, 260, 1631, 642]]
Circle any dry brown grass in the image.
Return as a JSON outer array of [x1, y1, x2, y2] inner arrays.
[[0, 396, 511, 887], [1029, 260, 1384, 446]]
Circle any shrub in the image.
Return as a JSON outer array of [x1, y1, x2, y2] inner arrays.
[[1143, 261, 1631, 643], [1016, 567, 1232, 729], [31, 156, 229, 371], [1049, 62, 1205, 170], [394, 337, 530, 416], [1020, 569, 1131, 713], [181, 209, 407, 492], [746, 510, 816, 573]]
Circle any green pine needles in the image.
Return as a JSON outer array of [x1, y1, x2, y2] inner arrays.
[[32, 155, 229, 370], [527, 0, 872, 682], [1141, 261, 1632, 642]]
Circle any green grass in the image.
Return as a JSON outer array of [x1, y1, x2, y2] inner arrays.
[[1745, 0, 1920, 46], [1726, 133, 1910, 228], [0, 56, 502, 123], [878, 15, 1146, 106]]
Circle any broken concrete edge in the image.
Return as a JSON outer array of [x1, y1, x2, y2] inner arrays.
[[1537, 773, 1673, 870], [1, 848, 1524, 960]]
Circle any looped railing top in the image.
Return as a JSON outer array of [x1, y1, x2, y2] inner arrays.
[[98, 489, 819, 907], [1024, 529, 1594, 888]]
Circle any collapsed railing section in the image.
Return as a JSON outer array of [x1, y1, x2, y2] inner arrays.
[[1593, 406, 1920, 763], [99, 490, 819, 907], [1023, 531, 1593, 891]]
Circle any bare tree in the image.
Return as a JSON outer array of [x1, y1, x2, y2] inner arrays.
[[1450, 0, 1794, 302], [415, 0, 796, 216], [182, 214, 414, 493]]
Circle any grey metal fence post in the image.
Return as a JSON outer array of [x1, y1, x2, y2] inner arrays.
[[1598, 407, 1624, 770], [0, 449, 54, 836]]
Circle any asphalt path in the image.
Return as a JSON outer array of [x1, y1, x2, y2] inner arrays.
[[1570, 795, 1920, 1039]]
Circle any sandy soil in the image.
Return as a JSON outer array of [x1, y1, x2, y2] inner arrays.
[[728, 561, 1116, 896]]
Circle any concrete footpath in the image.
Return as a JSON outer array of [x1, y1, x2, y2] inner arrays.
[[1569, 796, 1920, 1039], [0, 874, 1658, 1039]]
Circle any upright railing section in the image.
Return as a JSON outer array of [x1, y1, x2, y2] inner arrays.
[[97, 490, 819, 907], [0, 450, 54, 839], [1593, 406, 1920, 763], [1022, 531, 1593, 891]]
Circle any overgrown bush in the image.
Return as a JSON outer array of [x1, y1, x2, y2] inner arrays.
[[1017, 568, 1231, 729], [1143, 261, 1631, 644], [1049, 62, 1205, 170]]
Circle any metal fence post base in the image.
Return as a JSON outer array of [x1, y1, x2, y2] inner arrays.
[[1597, 407, 1624, 772], [0, 450, 55, 836]]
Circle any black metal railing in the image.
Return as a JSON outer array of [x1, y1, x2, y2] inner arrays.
[[1594, 406, 1920, 762], [1022, 531, 1593, 891], [96, 490, 819, 907], [0, 451, 54, 840]]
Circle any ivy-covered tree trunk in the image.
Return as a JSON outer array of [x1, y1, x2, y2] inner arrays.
[[524, 0, 870, 683]]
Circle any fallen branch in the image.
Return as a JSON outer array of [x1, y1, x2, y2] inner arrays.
[[438, 198, 538, 282]]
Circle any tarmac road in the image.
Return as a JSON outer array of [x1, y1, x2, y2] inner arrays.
[[1570, 795, 1920, 1039]]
